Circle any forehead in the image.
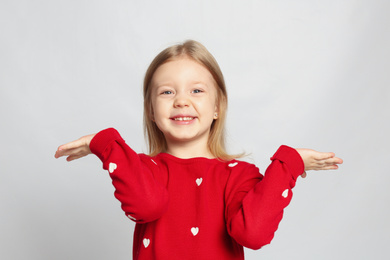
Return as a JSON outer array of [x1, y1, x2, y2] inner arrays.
[[151, 58, 216, 86]]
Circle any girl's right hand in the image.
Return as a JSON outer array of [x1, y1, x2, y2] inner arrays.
[[54, 134, 96, 161]]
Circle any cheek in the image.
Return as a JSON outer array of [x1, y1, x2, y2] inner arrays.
[[151, 95, 161, 114], [199, 99, 218, 121], [151, 100, 168, 123]]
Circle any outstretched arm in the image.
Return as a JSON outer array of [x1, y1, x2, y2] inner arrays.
[[55, 129, 169, 223], [226, 146, 343, 249], [296, 148, 343, 178], [54, 134, 96, 161]]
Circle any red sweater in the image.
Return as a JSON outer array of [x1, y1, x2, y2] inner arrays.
[[90, 128, 304, 260]]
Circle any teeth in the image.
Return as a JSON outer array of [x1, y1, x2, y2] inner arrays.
[[174, 117, 194, 121]]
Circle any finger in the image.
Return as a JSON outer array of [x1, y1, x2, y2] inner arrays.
[[58, 138, 86, 151], [314, 152, 335, 161], [318, 165, 339, 170], [66, 153, 87, 161], [55, 147, 80, 158], [55, 148, 70, 159], [57, 147, 90, 161], [66, 148, 90, 161], [313, 164, 340, 171], [55, 145, 69, 158], [319, 157, 343, 166], [54, 150, 61, 158], [301, 171, 307, 178], [334, 157, 343, 164]]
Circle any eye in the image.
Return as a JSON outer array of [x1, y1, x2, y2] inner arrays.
[[161, 90, 173, 95], [192, 89, 203, 94]]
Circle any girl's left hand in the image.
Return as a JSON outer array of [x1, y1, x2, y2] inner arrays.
[[295, 148, 343, 178]]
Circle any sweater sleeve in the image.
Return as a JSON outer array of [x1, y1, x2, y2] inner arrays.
[[89, 128, 169, 224], [225, 145, 304, 250]]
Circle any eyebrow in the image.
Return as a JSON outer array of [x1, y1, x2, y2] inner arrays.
[[190, 81, 209, 87], [154, 84, 173, 90], [154, 81, 209, 88]]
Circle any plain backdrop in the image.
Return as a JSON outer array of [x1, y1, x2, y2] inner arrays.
[[1, 0, 389, 259]]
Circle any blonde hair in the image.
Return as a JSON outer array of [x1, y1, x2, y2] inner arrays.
[[143, 40, 238, 161]]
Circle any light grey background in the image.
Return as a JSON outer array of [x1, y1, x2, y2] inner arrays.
[[1, 0, 389, 259]]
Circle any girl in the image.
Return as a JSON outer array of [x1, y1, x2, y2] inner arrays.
[[55, 40, 342, 259]]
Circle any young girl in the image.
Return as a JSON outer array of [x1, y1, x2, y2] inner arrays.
[[55, 40, 342, 259]]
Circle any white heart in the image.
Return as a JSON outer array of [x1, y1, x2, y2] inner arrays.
[[191, 227, 199, 236], [143, 238, 150, 248], [109, 162, 117, 173], [228, 162, 238, 167], [282, 189, 289, 198], [196, 178, 203, 186], [127, 214, 136, 221]]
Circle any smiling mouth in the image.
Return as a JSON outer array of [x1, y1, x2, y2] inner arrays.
[[172, 117, 195, 121]]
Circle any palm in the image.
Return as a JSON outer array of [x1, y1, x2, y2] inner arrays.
[[54, 134, 96, 161], [295, 148, 343, 178]]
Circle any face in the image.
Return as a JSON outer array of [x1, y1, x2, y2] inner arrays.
[[150, 58, 218, 150]]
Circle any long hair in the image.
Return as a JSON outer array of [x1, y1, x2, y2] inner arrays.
[[143, 40, 238, 161]]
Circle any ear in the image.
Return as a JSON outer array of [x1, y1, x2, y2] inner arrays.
[[149, 104, 155, 122], [150, 111, 155, 122], [213, 105, 219, 119]]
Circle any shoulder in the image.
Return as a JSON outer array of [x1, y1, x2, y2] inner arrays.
[[224, 158, 257, 170], [223, 159, 263, 196], [223, 159, 262, 179]]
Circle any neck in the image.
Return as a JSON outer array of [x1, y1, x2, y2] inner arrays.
[[166, 139, 214, 159]]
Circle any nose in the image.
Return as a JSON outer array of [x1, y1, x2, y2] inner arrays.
[[173, 92, 190, 108]]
